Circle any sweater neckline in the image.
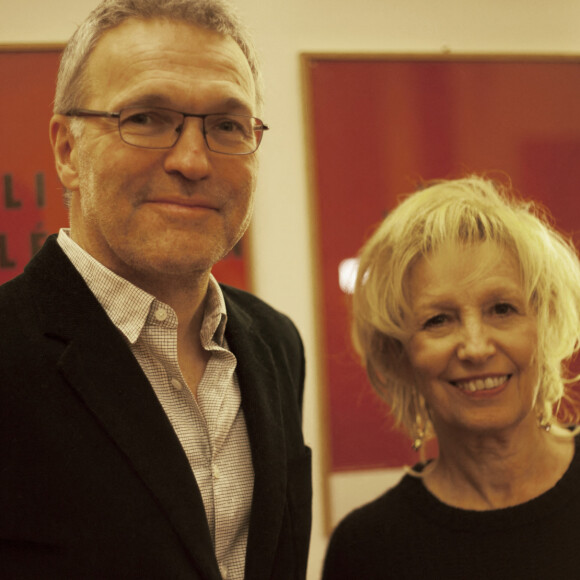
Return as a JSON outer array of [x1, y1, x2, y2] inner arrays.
[[401, 436, 580, 532]]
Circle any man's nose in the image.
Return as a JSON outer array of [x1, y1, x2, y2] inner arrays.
[[163, 117, 211, 181]]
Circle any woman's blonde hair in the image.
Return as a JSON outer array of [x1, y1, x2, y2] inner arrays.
[[352, 175, 580, 441]]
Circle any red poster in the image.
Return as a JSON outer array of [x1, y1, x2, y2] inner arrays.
[[0, 49, 66, 284], [304, 56, 580, 473]]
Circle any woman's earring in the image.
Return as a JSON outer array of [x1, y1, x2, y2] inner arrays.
[[412, 426, 425, 451], [411, 391, 428, 451], [537, 409, 552, 432]]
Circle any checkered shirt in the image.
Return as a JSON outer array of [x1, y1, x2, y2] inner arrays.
[[57, 229, 253, 580]]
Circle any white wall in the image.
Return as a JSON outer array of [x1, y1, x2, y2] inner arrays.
[[2, 1, 580, 578]]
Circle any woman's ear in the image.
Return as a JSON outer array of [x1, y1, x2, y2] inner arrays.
[[49, 115, 80, 192]]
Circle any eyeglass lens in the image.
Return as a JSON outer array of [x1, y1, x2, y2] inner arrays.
[[118, 107, 263, 154]]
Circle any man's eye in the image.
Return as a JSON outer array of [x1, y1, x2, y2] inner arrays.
[[122, 110, 175, 127], [125, 112, 158, 125], [209, 117, 250, 136], [217, 120, 240, 132]]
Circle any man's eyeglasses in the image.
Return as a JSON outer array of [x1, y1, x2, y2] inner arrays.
[[65, 106, 269, 155]]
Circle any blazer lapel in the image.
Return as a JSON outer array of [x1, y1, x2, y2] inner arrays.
[[224, 295, 288, 580], [25, 237, 222, 580]]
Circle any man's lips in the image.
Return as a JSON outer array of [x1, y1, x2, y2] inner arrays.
[[450, 374, 511, 393], [143, 197, 220, 211]]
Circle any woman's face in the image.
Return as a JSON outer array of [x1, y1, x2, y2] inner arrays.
[[404, 243, 539, 439]]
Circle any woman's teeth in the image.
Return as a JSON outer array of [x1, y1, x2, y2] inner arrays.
[[452, 375, 510, 392]]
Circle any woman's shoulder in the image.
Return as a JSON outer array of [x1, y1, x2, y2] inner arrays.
[[330, 471, 424, 540], [322, 472, 433, 579]]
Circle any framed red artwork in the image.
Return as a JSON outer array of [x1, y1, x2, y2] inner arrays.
[[302, 54, 580, 529], [0, 46, 251, 290]]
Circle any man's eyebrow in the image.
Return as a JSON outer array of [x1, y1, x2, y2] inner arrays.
[[219, 97, 253, 113], [121, 95, 254, 114], [119, 94, 169, 108]]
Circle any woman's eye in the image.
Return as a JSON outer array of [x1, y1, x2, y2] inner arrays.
[[492, 302, 516, 316], [423, 314, 448, 329]]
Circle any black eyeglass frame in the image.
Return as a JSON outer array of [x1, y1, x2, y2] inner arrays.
[[64, 107, 269, 155]]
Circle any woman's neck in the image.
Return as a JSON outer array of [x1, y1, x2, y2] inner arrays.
[[422, 422, 575, 510]]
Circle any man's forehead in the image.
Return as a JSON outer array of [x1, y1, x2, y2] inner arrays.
[[83, 18, 256, 110], [90, 18, 243, 66]]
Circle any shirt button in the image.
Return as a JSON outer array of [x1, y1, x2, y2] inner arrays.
[[211, 464, 221, 479], [171, 378, 183, 391], [155, 308, 168, 321]]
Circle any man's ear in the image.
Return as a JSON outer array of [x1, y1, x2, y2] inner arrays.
[[49, 114, 80, 191]]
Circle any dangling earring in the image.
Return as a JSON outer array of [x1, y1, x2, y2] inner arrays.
[[538, 410, 552, 432], [412, 429, 424, 452], [411, 389, 428, 451], [411, 416, 426, 451]]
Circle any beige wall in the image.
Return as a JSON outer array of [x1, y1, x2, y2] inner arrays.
[[3, 0, 580, 577]]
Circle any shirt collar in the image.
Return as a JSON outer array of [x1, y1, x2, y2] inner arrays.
[[203, 275, 228, 347], [57, 228, 228, 346]]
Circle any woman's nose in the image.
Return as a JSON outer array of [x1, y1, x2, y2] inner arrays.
[[456, 319, 496, 362]]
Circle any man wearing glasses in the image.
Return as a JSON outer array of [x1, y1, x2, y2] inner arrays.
[[0, 1, 311, 579]]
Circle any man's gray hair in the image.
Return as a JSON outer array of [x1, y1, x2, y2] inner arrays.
[[53, 0, 264, 115]]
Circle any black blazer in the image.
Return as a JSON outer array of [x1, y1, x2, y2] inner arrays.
[[0, 235, 312, 579]]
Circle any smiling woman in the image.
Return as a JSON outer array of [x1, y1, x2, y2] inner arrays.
[[323, 175, 580, 579], [405, 243, 540, 443]]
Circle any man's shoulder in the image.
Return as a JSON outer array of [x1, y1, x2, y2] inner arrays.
[[0, 237, 105, 339], [0, 269, 32, 312], [0, 235, 70, 297], [220, 283, 303, 349], [220, 283, 294, 325], [0, 236, 66, 306]]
